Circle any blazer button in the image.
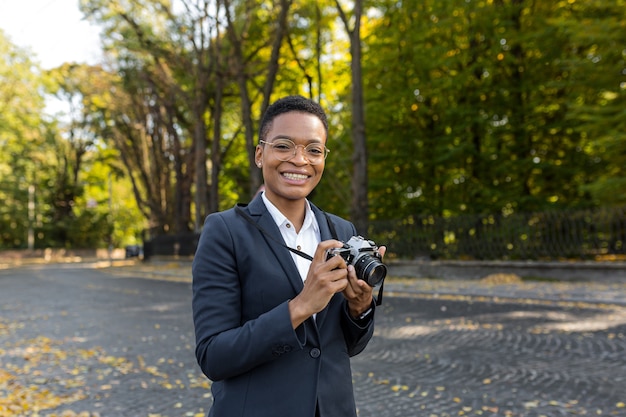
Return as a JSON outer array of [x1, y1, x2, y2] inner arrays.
[[310, 348, 321, 358]]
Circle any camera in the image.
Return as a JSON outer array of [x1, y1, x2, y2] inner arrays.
[[325, 236, 387, 287]]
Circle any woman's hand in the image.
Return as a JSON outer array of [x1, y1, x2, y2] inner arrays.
[[288, 240, 349, 328], [343, 246, 386, 318]]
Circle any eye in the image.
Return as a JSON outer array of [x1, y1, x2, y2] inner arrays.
[[306, 145, 325, 155], [273, 140, 294, 151]]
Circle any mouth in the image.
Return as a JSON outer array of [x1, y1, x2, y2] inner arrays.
[[282, 172, 309, 181]]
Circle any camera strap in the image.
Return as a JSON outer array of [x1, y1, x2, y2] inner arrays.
[[235, 204, 383, 306]]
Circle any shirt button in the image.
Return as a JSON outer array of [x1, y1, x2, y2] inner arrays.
[[286, 223, 291, 228], [310, 348, 321, 358], [297, 245, 301, 250]]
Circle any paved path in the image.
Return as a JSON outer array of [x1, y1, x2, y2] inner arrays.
[[1, 262, 625, 417]]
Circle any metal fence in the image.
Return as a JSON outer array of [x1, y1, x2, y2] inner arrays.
[[370, 206, 626, 261], [143, 232, 200, 260]]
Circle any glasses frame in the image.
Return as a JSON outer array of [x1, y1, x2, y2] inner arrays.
[[259, 139, 330, 165]]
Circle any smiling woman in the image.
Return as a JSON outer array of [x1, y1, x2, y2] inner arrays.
[[192, 95, 383, 417], [0, 0, 102, 69]]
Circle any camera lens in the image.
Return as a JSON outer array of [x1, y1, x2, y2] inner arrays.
[[354, 255, 387, 287]]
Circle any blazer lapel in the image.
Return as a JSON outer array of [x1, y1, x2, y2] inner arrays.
[[312, 204, 335, 241], [246, 196, 304, 295], [245, 198, 342, 332]]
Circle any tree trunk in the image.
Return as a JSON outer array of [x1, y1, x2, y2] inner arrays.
[[223, 0, 260, 198], [210, 76, 224, 215], [336, 0, 369, 234], [194, 112, 209, 230]]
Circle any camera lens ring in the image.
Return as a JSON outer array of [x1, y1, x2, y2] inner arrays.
[[354, 255, 387, 287]]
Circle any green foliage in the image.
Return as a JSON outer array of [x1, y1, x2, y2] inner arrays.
[[3, 0, 625, 254], [0, 30, 46, 249], [0, 31, 145, 249], [363, 0, 625, 221]]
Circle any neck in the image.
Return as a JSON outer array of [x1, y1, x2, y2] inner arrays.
[[283, 203, 306, 233], [266, 195, 307, 232]]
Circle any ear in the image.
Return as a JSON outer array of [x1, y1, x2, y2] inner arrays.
[[255, 145, 263, 167]]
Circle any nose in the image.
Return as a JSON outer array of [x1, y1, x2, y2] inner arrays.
[[290, 145, 309, 164]]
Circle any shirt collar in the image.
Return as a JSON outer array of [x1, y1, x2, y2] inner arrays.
[[261, 192, 319, 233]]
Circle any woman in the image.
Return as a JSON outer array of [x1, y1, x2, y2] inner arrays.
[[192, 95, 384, 417]]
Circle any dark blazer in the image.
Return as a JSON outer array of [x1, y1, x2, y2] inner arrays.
[[192, 194, 375, 417]]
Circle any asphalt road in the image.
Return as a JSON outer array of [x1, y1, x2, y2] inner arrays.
[[1, 263, 625, 417]]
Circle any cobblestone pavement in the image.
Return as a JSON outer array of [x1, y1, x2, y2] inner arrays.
[[1, 261, 625, 417]]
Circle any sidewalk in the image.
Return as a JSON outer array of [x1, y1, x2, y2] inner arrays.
[[103, 259, 626, 307]]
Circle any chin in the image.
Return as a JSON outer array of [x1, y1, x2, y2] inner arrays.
[[280, 188, 313, 200]]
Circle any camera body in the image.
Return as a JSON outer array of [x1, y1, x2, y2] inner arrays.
[[326, 236, 387, 287]]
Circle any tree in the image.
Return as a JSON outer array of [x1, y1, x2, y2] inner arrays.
[[0, 30, 47, 249], [335, 0, 369, 233], [81, 0, 205, 234], [26, 0, 617, 255], [81, 0, 302, 235], [364, 0, 624, 224], [223, 0, 294, 198], [559, 0, 626, 205]]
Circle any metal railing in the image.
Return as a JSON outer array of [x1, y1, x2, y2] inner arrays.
[[370, 206, 626, 261]]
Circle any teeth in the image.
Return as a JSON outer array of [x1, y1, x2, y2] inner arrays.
[[283, 172, 308, 180]]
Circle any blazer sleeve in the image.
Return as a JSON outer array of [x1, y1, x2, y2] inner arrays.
[[340, 299, 375, 357], [191, 211, 306, 382]]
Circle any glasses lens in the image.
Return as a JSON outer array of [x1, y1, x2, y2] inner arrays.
[[267, 139, 328, 165], [270, 140, 296, 161], [303, 143, 327, 164]]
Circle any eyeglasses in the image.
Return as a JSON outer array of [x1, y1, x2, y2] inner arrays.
[[259, 139, 330, 165]]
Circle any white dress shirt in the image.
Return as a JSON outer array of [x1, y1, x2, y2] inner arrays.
[[261, 192, 321, 283]]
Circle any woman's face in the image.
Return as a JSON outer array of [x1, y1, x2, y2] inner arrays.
[[255, 111, 327, 210]]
